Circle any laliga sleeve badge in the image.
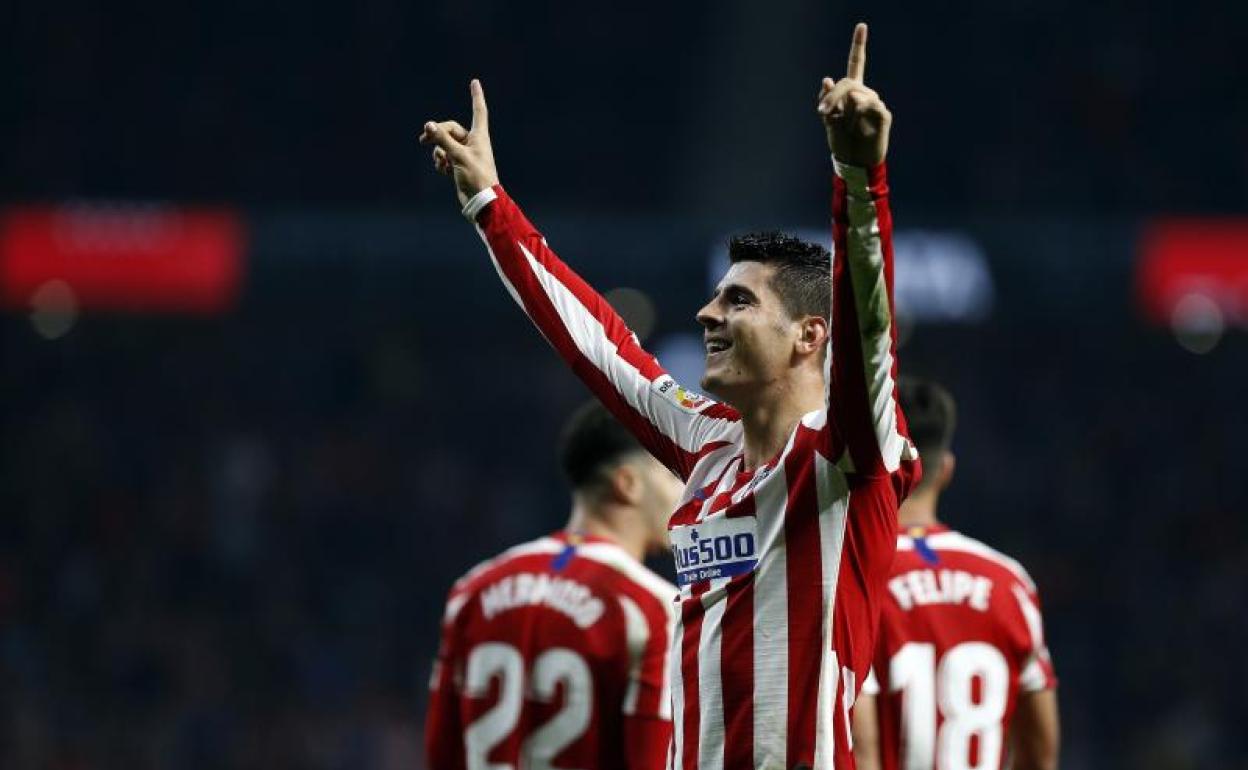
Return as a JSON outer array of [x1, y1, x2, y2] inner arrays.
[[653, 376, 711, 414]]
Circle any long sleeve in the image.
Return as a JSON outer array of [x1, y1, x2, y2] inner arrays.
[[425, 593, 466, 770], [828, 161, 921, 495], [464, 185, 741, 480]]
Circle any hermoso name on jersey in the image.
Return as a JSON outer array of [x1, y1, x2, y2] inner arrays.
[[479, 572, 607, 628]]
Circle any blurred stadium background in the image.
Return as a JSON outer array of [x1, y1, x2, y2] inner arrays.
[[2, 0, 1246, 768]]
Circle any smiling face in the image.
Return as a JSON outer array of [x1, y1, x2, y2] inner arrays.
[[696, 261, 808, 405]]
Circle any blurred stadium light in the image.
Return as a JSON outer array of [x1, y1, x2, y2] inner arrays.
[[1137, 219, 1248, 353]]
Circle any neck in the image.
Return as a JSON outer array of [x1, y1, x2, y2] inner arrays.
[[897, 485, 941, 529], [736, 372, 825, 470], [565, 499, 649, 562]]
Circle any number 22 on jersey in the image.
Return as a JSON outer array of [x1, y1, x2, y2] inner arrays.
[[463, 642, 593, 770]]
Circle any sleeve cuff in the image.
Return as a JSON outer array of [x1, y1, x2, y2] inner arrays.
[[461, 186, 499, 222]]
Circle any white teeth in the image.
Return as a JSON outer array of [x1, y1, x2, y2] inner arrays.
[[706, 340, 731, 353]]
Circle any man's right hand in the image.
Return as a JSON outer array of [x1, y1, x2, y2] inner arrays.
[[419, 79, 499, 209], [818, 23, 892, 168]]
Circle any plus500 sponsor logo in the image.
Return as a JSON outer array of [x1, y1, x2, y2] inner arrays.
[[670, 519, 758, 586]]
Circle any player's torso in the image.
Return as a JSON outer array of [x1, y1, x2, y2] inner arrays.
[[451, 537, 667, 770], [872, 528, 1033, 770], [666, 413, 899, 769]]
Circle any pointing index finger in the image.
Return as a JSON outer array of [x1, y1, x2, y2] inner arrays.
[[846, 22, 868, 82], [470, 78, 489, 132]]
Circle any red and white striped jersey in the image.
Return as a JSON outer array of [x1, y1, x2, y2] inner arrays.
[[860, 525, 1057, 770], [426, 532, 678, 770], [461, 159, 920, 770]]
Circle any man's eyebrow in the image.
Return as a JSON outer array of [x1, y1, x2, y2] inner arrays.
[[712, 282, 759, 301]]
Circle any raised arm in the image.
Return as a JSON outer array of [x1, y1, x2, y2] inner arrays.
[[420, 82, 740, 480], [817, 25, 920, 492]]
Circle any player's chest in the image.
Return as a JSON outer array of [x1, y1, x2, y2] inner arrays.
[[666, 457, 788, 588]]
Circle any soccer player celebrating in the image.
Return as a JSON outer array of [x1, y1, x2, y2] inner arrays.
[[850, 379, 1059, 770], [421, 23, 920, 770], [426, 402, 682, 770]]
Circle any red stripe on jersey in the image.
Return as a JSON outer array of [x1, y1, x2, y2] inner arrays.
[[680, 583, 709, 770], [669, 455, 743, 527], [783, 425, 826, 768], [832, 672, 853, 768], [669, 498, 706, 528], [724, 492, 756, 519], [633, 588, 676, 719], [695, 440, 737, 463], [708, 491, 735, 515], [720, 575, 755, 770]]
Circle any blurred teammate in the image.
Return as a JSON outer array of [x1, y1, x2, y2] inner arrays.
[[850, 379, 1059, 770], [421, 23, 919, 770], [425, 402, 681, 770]]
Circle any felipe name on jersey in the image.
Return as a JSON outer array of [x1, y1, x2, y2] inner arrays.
[[669, 517, 757, 587], [888, 567, 994, 612]]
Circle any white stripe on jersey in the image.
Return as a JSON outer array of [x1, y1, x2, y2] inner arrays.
[[860, 667, 879, 697], [618, 595, 649, 716], [813, 452, 852, 766], [897, 531, 1037, 593], [1012, 584, 1051, 693], [697, 586, 728, 770], [834, 160, 917, 473], [752, 461, 790, 770], [669, 615, 686, 770], [515, 240, 740, 456], [841, 666, 857, 748], [461, 187, 499, 221], [443, 592, 472, 624]]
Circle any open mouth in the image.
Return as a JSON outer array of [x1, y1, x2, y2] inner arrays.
[[705, 338, 733, 356]]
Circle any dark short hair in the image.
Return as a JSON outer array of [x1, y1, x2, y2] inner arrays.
[[898, 377, 957, 471], [558, 401, 646, 491], [728, 232, 831, 320]]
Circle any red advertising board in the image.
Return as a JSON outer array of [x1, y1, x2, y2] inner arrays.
[[1, 204, 245, 314], [1137, 219, 1248, 326]]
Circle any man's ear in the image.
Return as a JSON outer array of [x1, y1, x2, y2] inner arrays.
[[610, 462, 643, 505], [795, 316, 829, 355], [939, 452, 956, 491]]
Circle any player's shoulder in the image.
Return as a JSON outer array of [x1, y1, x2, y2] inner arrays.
[[573, 540, 678, 612], [904, 528, 1038, 594], [442, 536, 567, 619]]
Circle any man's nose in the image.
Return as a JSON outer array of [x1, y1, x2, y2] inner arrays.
[[696, 301, 722, 329]]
